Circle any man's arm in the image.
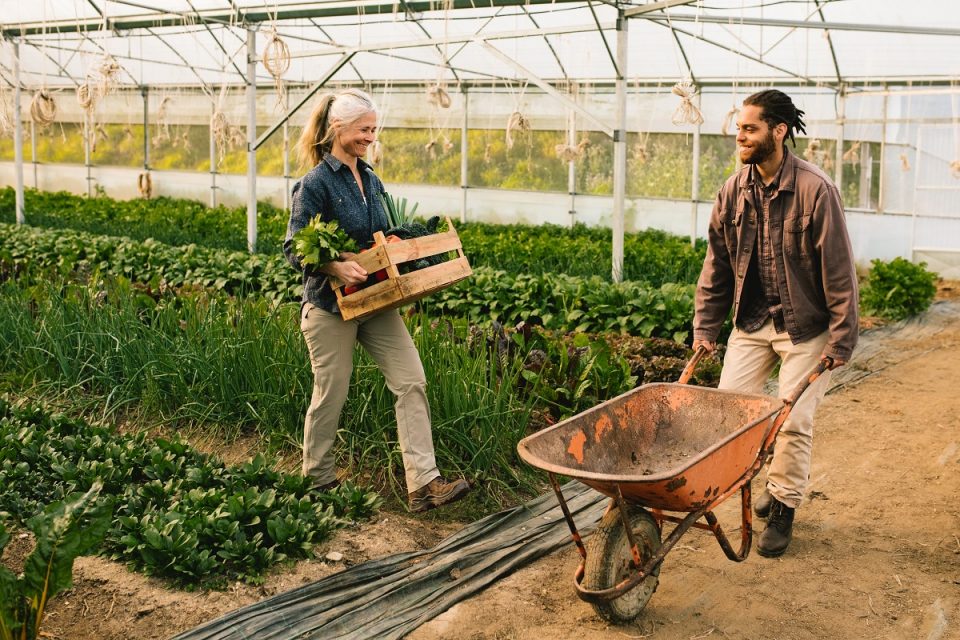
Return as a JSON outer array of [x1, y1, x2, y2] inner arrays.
[[693, 190, 737, 350], [813, 183, 859, 368]]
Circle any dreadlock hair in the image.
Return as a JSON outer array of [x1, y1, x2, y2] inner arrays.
[[743, 89, 807, 148]]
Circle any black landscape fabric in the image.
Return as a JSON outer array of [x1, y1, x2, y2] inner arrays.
[[170, 481, 607, 640]]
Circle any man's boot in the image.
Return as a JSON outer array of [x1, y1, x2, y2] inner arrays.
[[757, 497, 795, 557], [754, 488, 773, 518]]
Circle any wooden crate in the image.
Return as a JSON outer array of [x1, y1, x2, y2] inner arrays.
[[331, 217, 472, 321]]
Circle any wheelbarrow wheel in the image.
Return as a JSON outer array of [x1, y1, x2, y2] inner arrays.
[[583, 505, 661, 624]]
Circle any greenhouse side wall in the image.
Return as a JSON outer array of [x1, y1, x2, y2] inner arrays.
[[0, 160, 936, 275]]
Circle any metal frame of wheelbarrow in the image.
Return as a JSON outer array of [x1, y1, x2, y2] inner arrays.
[[542, 348, 831, 605]]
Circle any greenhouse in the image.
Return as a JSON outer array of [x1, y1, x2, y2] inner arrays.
[[2, 0, 959, 277], [1, 2, 960, 640]]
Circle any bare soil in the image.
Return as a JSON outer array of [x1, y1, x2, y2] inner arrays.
[[7, 291, 960, 640]]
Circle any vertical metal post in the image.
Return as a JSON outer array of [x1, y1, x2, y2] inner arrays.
[[834, 87, 845, 195], [878, 88, 887, 214], [210, 101, 218, 207], [142, 86, 150, 171], [13, 40, 25, 224], [460, 86, 469, 224], [283, 89, 290, 211], [690, 95, 702, 247], [859, 136, 872, 209], [30, 119, 38, 189], [567, 101, 577, 228], [611, 11, 628, 283], [84, 113, 93, 197], [246, 28, 258, 253]]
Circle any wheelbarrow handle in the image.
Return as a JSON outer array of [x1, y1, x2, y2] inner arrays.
[[677, 344, 709, 385]]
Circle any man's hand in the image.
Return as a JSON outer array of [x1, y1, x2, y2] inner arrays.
[[692, 339, 716, 355], [821, 355, 845, 370]]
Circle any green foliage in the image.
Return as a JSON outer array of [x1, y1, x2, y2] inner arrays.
[[0, 483, 112, 640], [426, 270, 696, 342], [0, 187, 288, 255], [291, 216, 358, 266], [861, 257, 937, 320], [0, 398, 380, 588]]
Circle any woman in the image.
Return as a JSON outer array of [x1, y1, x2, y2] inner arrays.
[[283, 88, 470, 513]]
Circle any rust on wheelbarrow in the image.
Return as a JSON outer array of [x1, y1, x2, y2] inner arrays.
[[518, 383, 782, 512]]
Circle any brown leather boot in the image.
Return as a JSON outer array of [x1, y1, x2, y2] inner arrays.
[[757, 497, 795, 558], [408, 476, 471, 513]]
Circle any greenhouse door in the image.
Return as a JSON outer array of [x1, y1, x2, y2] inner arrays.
[[912, 125, 960, 278]]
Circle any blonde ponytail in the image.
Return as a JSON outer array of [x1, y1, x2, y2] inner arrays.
[[296, 88, 378, 173]]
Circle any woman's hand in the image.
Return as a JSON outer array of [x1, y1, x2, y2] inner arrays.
[[327, 259, 368, 286]]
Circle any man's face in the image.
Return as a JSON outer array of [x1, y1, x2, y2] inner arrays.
[[736, 105, 782, 165]]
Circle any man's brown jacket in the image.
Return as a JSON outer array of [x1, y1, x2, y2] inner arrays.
[[693, 149, 859, 362]]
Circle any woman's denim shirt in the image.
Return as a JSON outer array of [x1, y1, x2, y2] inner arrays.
[[283, 154, 390, 314]]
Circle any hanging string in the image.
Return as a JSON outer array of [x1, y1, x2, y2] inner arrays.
[[842, 140, 861, 165], [504, 79, 530, 150], [671, 80, 704, 126], [261, 26, 291, 111], [76, 53, 121, 119], [28, 90, 56, 127], [0, 86, 13, 136]]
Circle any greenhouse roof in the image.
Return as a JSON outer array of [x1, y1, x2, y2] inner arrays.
[[2, 0, 959, 93]]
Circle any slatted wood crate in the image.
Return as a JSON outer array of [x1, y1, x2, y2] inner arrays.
[[331, 217, 472, 321]]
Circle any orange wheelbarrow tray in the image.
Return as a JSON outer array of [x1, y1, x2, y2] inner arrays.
[[516, 349, 828, 616]]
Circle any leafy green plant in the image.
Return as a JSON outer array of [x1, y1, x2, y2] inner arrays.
[[0, 483, 112, 640], [379, 192, 419, 228], [291, 216, 358, 267], [861, 257, 937, 320]]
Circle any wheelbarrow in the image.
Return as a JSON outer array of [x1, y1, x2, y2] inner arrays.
[[516, 347, 830, 623]]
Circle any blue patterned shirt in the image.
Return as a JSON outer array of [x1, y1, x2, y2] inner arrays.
[[283, 154, 390, 314]]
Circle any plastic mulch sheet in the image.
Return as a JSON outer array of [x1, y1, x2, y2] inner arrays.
[[170, 481, 607, 640]]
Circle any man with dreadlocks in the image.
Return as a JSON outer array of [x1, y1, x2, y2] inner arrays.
[[692, 89, 859, 557]]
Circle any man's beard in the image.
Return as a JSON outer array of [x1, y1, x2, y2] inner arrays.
[[740, 129, 777, 165]]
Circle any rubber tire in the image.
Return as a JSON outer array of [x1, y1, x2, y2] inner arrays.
[[583, 505, 662, 624]]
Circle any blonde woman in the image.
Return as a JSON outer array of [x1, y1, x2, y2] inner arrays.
[[283, 88, 470, 512]]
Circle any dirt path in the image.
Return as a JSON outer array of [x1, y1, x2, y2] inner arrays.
[[410, 303, 960, 640], [15, 300, 960, 640]]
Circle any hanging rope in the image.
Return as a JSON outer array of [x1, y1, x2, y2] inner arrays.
[[555, 136, 590, 163], [842, 140, 861, 165], [671, 80, 704, 126], [152, 96, 173, 146], [137, 171, 153, 199], [426, 84, 451, 109], [721, 106, 739, 136], [262, 27, 291, 110], [505, 111, 530, 150], [210, 86, 245, 166], [951, 160, 960, 180], [0, 87, 12, 136], [899, 153, 911, 172], [29, 90, 58, 127], [76, 54, 122, 119]]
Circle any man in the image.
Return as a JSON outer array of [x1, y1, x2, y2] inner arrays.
[[693, 89, 859, 557]]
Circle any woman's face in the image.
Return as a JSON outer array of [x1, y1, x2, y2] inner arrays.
[[335, 112, 378, 159]]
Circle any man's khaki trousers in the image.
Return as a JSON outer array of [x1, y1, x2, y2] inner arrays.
[[299, 303, 439, 493], [718, 319, 832, 509]]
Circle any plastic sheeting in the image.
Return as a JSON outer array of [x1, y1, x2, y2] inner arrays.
[[171, 481, 607, 640]]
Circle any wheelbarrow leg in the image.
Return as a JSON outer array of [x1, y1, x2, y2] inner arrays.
[[703, 484, 754, 562], [548, 473, 589, 560]]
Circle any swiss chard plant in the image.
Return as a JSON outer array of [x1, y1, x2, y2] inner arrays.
[[0, 483, 113, 640]]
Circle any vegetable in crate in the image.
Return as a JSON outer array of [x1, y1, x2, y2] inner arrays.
[[291, 215, 358, 266]]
